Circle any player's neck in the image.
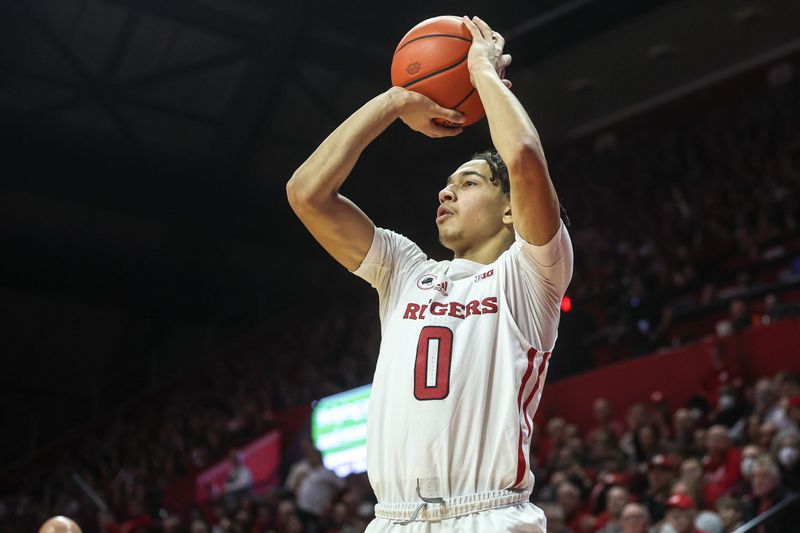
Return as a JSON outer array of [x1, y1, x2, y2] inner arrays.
[[452, 232, 514, 264]]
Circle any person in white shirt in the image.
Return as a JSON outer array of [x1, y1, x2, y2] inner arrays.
[[288, 16, 573, 532]]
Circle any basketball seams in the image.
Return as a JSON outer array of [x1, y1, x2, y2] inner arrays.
[[394, 33, 471, 55], [401, 54, 468, 89]]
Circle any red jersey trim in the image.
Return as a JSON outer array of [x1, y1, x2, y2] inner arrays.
[[514, 349, 550, 487]]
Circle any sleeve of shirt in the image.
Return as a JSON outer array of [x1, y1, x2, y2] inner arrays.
[[502, 221, 574, 351], [513, 221, 574, 303], [351, 227, 428, 321]]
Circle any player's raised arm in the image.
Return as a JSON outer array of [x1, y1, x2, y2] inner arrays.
[[462, 16, 561, 246], [286, 87, 465, 271]]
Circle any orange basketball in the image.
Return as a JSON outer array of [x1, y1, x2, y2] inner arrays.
[[391, 16, 484, 127]]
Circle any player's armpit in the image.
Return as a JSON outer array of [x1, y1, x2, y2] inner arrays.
[[286, 185, 376, 272]]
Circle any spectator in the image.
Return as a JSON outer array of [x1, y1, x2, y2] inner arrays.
[[642, 455, 677, 523], [558, 481, 595, 533], [294, 448, 344, 533], [540, 502, 569, 533], [744, 455, 792, 532], [668, 409, 697, 457], [714, 496, 743, 533], [771, 427, 800, 490], [702, 426, 741, 507], [223, 450, 253, 503], [620, 503, 650, 533], [662, 494, 708, 533], [595, 485, 629, 533], [589, 398, 626, 442], [753, 379, 789, 430]]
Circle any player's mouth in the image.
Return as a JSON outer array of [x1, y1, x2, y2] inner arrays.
[[436, 206, 454, 224]]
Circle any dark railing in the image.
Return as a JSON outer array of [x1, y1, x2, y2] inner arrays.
[[732, 492, 800, 533]]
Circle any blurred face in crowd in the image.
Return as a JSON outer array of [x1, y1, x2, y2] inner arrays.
[[594, 398, 612, 424], [706, 425, 730, 456], [671, 480, 691, 496], [673, 408, 694, 437], [606, 486, 629, 518], [627, 403, 647, 430], [638, 425, 657, 450], [547, 417, 566, 439], [716, 499, 742, 531], [666, 508, 694, 533], [751, 460, 779, 497], [680, 458, 703, 484], [648, 465, 675, 493], [740, 445, 761, 480], [758, 422, 778, 449], [557, 482, 582, 516], [693, 428, 707, 454], [777, 435, 800, 469], [620, 503, 649, 533], [755, 379, 776, 410]]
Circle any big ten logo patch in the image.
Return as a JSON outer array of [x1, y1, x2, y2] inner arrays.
[[474, 269, 494, 282]]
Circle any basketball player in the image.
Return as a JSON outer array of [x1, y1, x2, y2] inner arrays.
[[287, 16, 573, 532]]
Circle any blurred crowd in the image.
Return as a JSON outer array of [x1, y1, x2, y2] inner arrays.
[[530, 370, 800, 533], [553, 66, 800, 362], [0, 306, 378, 533]]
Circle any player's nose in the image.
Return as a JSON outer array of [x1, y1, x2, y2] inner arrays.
[[439, 185, 455, 204]]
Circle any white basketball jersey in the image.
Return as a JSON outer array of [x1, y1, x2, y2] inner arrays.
[[352, 222, 573, 504]]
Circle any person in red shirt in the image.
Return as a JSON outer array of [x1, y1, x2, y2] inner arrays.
[[588, 398, 626, 444], [594, 485, 629, 532], [558, 481, 595, 533], [702, 425, 741, 506], [664, 494, 709, 533]]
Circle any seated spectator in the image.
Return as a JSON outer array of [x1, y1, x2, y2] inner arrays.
[[558, 481, 595, 533], [662, 494, 708, 533], [540, 502, 569, 533], [620, 503, 650, 533], [595, 485, 629, 533], [589, 398, 626, 443], [743, 454, 792, 532], [642, 454, 678, 523], [714, 496, 743, 533], [772, 427, 800, 490], [702, 426, 741, 507], [667, 409, 698, 457]]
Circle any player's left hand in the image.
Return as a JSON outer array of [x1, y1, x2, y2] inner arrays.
[[462, 16, 512, 89]]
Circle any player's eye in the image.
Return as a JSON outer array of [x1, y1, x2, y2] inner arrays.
[[463, 181, 476, 188]]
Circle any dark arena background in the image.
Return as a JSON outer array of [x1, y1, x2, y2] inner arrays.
[[2, 0, 800, 532]]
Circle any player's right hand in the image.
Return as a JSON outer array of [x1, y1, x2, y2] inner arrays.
[[392, 87, 465, 138]]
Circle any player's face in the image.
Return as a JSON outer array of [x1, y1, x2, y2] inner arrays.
[[436, 159, 510, 252]]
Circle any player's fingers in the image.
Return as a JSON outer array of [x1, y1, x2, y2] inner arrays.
[[502, 54, 512, 69], [430, 123, 463, 137], [435, 106, 465, 124], [461, 16, 482, 41], [472, 16, 493, 40], [493, 31, 506, 49], [502, 79, 513, 89]]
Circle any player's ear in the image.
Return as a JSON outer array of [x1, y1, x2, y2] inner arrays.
[[502, 205, 513, 225]]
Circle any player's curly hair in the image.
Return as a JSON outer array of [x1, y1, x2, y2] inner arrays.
[[472, 148, 571, 228]]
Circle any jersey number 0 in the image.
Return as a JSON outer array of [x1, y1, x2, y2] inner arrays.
[[414, 326, 453, 400]]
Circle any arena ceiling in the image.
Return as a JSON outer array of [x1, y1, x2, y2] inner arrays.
[[1, 0, 799, 466]]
